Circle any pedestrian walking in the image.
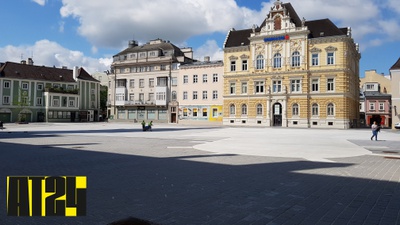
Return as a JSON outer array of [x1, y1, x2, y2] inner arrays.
[[371, 121, 380, 141], [141, 120, 146, 131]]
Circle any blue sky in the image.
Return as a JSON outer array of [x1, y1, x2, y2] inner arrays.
[[1, 0, 399, 76]]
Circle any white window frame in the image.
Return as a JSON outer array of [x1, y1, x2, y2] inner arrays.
[[193, 75, 198, 83], [312, 103, 319, 116], [256, 104, 263, 116], [230, 82, 236, 95], [213, 74, 218, 82], [273, 53, 282, 68], [53, 99, 60, 107], [327, 52, 335, 65], [183, 75, 188, 84], [241, 104, 247, 115], [230, 61, 236, 72], [327, 103, 335, 116], [193, 91, 198, 100], [202, 74, 208, 83], [272, 80, 282, 93], [183, 91, 188, 100], [242, 60, 248, 71], [327, 78, 335, 92], [3, 96, 10, 104], [229, 104, 236, 115], [255, 81, 265, 94], [291, 51, 300, 67], [256, 55, 264, 70], [311, 79, 319, 92], [369, 102, 375, 111], [202, 91, 207, 100], [290, 79, 301, 93], [292, 103, 299, 116], [212, 90, 218, 100], [36, 97, 42, 106], [379, 102, 384, 111], [311, 53, 319, 66], [4, 81, 11, 89], [241, 82, 247, 94]]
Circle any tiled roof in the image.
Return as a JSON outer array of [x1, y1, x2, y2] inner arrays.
[[115, 41, 185, 58], [305, 19, 346, 38], [225, 3, 347, 49], [364, 91, 391, 98], [224, 29, 253, 48], [390, 57, 400, 70], [0, 62, 98, 83]]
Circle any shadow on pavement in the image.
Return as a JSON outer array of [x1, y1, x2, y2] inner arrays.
[[1, 137, 400, 225]]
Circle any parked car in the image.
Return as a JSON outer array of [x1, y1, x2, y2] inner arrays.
[[395, 122, 400, 129]]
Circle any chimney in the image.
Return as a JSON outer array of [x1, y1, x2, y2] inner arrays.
[[73, 66, 79, 81], [21, 60, 26, 64], [27, 58, 34, 65], [204, 56, 210, 62]]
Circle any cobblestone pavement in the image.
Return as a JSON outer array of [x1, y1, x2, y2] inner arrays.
[[0, 123, 399, 225]]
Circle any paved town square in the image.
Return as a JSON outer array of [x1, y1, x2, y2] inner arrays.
[[1, 122, 400, 225]]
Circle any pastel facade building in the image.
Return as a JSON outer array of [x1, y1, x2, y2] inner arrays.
[[0, 60, 101, 123], [223, 0, 360, 129], [178, 57, 224, 123], [390, 58, 400, 128], [108, 39, 195, 123]]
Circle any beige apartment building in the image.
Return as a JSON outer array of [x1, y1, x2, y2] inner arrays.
[[223, 0, 360, 129], [108, 39, 195, 123], [390, 57, 400, 128], [178, 57, 224, 123]]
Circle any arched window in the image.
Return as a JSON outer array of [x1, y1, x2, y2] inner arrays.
[[312, 103, 319, 116], [273, 53, 282, 68], [291, 51, 300, 67], [327, 103, 335, 116], [229, 104, 236, 115], [241, 104, 247, 115], [256, 55, 264, 70], [292, 103, 299, 116], [256, 104, 263, 116]]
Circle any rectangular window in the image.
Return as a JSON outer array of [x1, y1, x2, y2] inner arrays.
[[69, 100, 75, 107], [327, 78, 335, 91], [149, 93, 154, 101], [4, 81, 10, 88], [212, 108, 218, 117], [255, 81, 265, 93], [3, 96, 10, 104], [129, 94, 135, 101], [202, 74, 207, 83], [230, 61, 236, 71], [139, 93, 144, 102], [312, 53, 319, 66], [183, 91, 188, 100], [130, 79, 135, 88], [272, 80, 282, 93], [193, 91, 198, 100], [53, 99, 60, 107], [139, 79, 144, 88], [193, 108, 198, 117], [22, 82, 29, 90], [37, 83, 43, 90], [379, 102, 384, 111], [183, 75, 188, 84], [36, 97, 42, 106], [242, 60, 248, 71], [202, 108, 207, 117], [202, 91, 207, 100], [149, 78, 154, 87], [230, 83, 236, 94], [193, 75, 198, 83], [369, 102, 375, 111], [241, 82, 247, 94], [171, 77, 177, 86], [291, 79, 301, 92], [213, 74, 218, 82], [312, 79, 319, 92], [213, 90, 218, 99], [327, 52, 334, 65]]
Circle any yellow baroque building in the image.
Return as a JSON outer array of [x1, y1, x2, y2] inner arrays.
[[223, 0, 360, 129]]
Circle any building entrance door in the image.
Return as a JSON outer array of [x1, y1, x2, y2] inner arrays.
[[273, 103, 282, 127]]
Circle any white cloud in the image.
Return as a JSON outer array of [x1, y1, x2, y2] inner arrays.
[[59, 0, 266, 50], [0, 40, 109, 74], [31, 0, 46, 6], [193, 40, 223, 61]]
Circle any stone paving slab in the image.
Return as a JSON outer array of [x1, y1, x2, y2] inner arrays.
[[0, 123, 399, 225]]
